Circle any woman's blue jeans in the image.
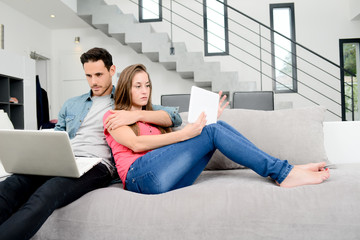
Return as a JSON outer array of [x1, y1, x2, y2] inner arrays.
[[0, 163, 112, 240], [126, 121, 293, 194]]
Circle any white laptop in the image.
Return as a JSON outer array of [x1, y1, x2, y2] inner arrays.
[[0, 130, 102, 178], [188, 86, 219, 125]]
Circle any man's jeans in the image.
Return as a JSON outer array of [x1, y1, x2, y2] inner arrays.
[[126, 121, 293, 194], [0, 163, 112, 240]]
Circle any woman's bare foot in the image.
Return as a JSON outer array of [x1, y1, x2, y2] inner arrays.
[[297, 162, 327, 172], [278, 164, 330, 188]]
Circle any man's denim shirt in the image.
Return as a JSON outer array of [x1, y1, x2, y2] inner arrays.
[[54, 87, 182, 138]]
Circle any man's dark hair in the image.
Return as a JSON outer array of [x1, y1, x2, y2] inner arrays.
[[80, 47, 113, 71]]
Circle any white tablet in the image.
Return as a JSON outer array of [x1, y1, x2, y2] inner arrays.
[[188, 86, 219, 125]]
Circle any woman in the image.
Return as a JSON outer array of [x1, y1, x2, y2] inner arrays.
[[103, 64, 330, 194]]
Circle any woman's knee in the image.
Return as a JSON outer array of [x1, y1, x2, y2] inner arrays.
[[217, 120, 230, 128], [217, 120, 226, 125]]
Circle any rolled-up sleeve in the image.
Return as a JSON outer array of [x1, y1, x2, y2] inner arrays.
[[152, 105, 182, 127], [54, 104, 67, 132]]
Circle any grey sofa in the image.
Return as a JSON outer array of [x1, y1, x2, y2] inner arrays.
[[33, 107, 360, 240]]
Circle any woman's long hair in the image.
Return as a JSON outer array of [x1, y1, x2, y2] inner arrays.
[[114, 64, 170, 135]]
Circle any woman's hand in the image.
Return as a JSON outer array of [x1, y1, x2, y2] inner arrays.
[[218, 90, 229, 119], [180, 112, 207, 140]]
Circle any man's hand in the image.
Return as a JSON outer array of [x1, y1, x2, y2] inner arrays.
[[218, 90, 229, 119], [104, 110, 139, 131]]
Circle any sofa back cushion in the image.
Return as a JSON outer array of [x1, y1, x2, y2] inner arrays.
[[175, 106, 329, 170]]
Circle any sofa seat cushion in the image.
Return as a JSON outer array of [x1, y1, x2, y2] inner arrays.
[[34, 163, 360, 240]]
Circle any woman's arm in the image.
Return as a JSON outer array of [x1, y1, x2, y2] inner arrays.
[[108, 112, 207, 153]]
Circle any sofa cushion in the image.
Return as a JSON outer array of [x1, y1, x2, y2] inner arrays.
[[175, 106, 329, 170], [34, 163, 360, 240]]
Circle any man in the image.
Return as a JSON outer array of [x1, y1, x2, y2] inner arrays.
[[0, 47, 181, 240]]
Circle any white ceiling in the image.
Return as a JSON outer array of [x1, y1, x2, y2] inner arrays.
[[0, 0, 89, 29]]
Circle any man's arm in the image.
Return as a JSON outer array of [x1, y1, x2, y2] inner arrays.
[[104, 105, 182, 131], [54, 104, 66, 132], [152, 105, 182, 127]]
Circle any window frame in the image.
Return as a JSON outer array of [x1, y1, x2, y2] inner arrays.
[[270, 3, 298, 93], [203, 0, 229, 56], [139, 0, 163, 23]]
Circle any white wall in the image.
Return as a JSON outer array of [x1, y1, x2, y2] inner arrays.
[[0, 1, 51, 129], [0, 2, 52, 58]]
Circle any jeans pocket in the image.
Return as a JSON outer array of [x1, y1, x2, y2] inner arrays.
[[128, 171, 160, 194]]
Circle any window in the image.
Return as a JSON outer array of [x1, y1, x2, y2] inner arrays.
[[340, 39, 360, 120], [270, 3, 297, 92], [203, 0, 229, 56], [139, 0, 162, 22]]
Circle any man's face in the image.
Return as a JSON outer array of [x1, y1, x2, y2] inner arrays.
[[83, 60, 115, 97]]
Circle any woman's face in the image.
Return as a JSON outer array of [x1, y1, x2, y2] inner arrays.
[[131, 71, 151, 110]]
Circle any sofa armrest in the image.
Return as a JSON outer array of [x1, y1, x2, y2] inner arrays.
[[323, 121, 360, 164]]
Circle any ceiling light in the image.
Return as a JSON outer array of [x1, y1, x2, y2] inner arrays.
[[75, 37, 80, 44], [50, 14, 56, 18]]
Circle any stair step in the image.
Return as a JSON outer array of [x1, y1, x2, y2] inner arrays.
[[176, 52, 204, 78], [124, 24, 152, 47], [212, 72, 256, 93], [194, 62, 221, 82], [276, 101, 293, 109], [109, 33, 126, 45], [77, 0, 108, 16], [142, 33, 170, 52], [78, 15, 93, 27], [94, 23, 110, 36], [106, 14, 137, 32], [141, 33, 170, 61], [92, 5, 123, 24], [109, 20, 149, 47], [91, 5, 127, 36], [159, 42, 188, 70]]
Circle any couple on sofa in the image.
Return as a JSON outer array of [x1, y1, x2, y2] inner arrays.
[[0, 47, 330, 240]]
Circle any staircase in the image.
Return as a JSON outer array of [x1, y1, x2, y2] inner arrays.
[[350, 0, 360, 20], [72, 0, 357, 121], [76, 0, 255, 97]]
